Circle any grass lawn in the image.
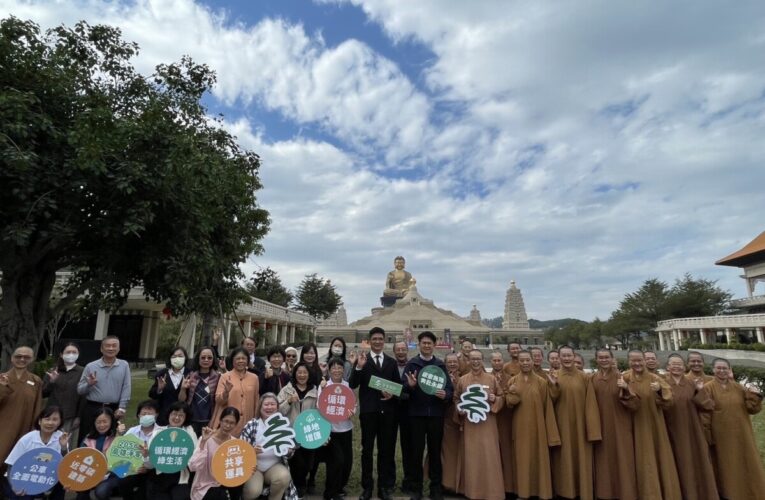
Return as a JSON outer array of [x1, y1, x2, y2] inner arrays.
[[127, 375, 765, 495]]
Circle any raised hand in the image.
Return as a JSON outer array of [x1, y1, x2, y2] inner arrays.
[[47, 368, 60, 383], [650, 381, 661, 393], [58, 432, 69, 448], [616, 373, 627, 389], [213, 330, 221, 345], [406, 370, 418, 388], [357, 351, 368, 369], [265, 367, 273, 380], [86, 372, 98, 386], [201, 426, 214, 442], [218, 358, 227, 371], [695, 379, 705, 391], [507, 383, 518, 395], [547, 372, 558, 386], [181, 375, 191, 390], [117, 422, 126, 435], [348, 350, 358, 364], [223, 379, 234, 394], [156, 375, 167, 393], [139, 441, 149, 458], [0, 373, 9, 386], [114, 409, 125, 420]]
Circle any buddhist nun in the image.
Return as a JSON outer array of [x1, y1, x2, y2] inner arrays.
[[550, 347, 601, 500], [505, 350, 560, 500], [703, 358, 765, 500], [0, 346, 43, 468], [455, 350, 504, 500], [662, 354, 718, 500], [530, 347, 546, 378], [623, 350, 681, 500], [492, 350, 515, 495], [591, 348, 638, 500], [685, 351, 714, 384], [441, 353, 462, 494]]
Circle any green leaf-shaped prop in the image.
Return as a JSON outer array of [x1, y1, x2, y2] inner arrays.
[[457, 384, 490, 423], [261, 413, 296, 456]]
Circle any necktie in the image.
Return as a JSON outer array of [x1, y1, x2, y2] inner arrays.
[[376, 355, 382, 369]]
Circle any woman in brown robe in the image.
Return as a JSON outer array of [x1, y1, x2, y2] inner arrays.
[[505, 350, 560, 500], [455, 350, 504, 500], [550, 347, 601, 500], [591, 348, 639, 500], [703, 358, 765, 500], [662, 354, 718, 500], [623, 350, 682, 500], [0, 346, 43, 469], [440, 353, 461, 493]]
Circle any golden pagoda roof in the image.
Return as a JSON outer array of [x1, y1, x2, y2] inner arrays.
[[716, 231, 765, 267]]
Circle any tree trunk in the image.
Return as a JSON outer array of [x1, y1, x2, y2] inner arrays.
[[0, 268, 56, 369]]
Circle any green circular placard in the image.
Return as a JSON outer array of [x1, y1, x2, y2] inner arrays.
[[293, 409, 331, 449], [417, 365, 447, 395], [149, 427, 195, 473], [106, 435, 145, 478]]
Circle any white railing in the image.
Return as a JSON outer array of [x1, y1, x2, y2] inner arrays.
[[730, 295, 765, 308], [656, 313, 765, 331]]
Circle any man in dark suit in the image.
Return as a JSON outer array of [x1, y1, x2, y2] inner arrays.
[[349, 327, 400, 500]]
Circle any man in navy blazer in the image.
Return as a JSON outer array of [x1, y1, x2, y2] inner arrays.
[[349, 327, 400, 500]]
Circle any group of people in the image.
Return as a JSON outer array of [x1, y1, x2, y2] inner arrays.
[[2, 329, 765, 500]]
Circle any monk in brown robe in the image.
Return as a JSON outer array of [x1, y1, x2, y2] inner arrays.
[[455, 350, 504, 500], [573, 353, 585, 371], [456, 340, 472, 376], [546, 350, 561, 372], [550, 346, 601, 500], [441, 354, 462, 493], [703, 358, 765, 500], [644, 350, 660, 375], [685, 351, 713, 384], [591, 348, 638, 500], [0, 346, 43, 468], [505, 350, 560, 500], [492, 351, 515, 495], [502, 342, 521, 378], [623, 350, 681, 500], [662, 354, 718, 500], [530, 347, 546, 377]]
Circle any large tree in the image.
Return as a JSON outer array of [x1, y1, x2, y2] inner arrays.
[[246, 267, 293, 307], [294, 274, 341, 319], [0, 18, 270, 366]]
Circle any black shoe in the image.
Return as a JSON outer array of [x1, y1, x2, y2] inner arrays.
[[379, 488, 393, 500], [359, 489, 373, 500]]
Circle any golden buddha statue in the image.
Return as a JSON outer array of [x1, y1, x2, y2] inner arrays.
[[383, 256, 415, 298]]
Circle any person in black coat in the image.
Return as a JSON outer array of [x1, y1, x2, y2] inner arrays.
[[259, 346, 291, 395], [149, 346, 192, 425], [348, 327, 400, 500]]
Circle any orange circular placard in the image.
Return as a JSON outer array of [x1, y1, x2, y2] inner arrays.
[[57, 448, 109, 491], [211, 438, 256, 487]]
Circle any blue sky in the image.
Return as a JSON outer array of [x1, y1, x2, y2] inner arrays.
[[4, 0, 765, 322]]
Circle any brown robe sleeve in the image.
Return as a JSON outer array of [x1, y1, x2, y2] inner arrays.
[[548, 378, 561, 401], [0, 378, 12, 405], [654, 375, 673, 409], [619, 372, 641, 411], [490, 376, 504, 414], [544, 383, 561, 447], [585, 375, 603, 442], [744, 389, 763, 414], [505, 376, 520, 408]]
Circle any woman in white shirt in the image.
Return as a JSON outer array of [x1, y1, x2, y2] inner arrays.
[[119, 399, 165, 500], [240, 393, 292, 500], [4, 406, 69, 500], [319, 358, 356, 500]]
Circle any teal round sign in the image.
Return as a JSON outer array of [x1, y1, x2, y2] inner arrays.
[[149, 427, 195, 473], [293, 409, 331, 449], [417, 365, 447, 395]]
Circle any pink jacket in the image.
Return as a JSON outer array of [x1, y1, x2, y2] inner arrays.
[[82, 435, 116, 454], [189, 435, 230, 500]]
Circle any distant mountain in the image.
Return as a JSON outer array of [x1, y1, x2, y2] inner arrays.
[[482, 317, 582, 329], [529, 318, 582, 330]]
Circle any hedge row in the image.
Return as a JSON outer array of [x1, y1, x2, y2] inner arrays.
[[684, 342, 765, 352]]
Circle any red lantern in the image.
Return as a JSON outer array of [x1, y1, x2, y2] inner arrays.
[[162, 307, 172, 319], [253, 321, 260, 328]]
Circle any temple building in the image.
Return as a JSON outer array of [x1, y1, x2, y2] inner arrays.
[[655, 230, 765, 349], [503, 280, 530, 329]]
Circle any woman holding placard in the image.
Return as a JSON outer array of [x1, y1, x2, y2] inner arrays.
[[319, 357, 356, 500], [189, 406, 243, 500], [3, 406, 69, 500], [240, 393, 292, 500], [278, 362, 318, 498], [148, 401, 200, 500], [76, 407, 120, 500]]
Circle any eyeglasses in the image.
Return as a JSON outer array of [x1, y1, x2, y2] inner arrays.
[[285, 355, 297, 358]]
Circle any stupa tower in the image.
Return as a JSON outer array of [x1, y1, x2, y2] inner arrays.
[[503, 280, 530, 329]]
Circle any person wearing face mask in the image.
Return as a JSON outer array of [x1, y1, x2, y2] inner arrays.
[[324, 337, 352, 381], [150, 347, 193, 425], [43, 342, 85, 450], [119, 400, 165, 500]]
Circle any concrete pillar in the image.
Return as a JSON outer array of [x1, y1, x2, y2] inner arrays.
[[659, 332, 666, 351], [756, 327, 764, 344], [270, 322, 279, 345], [94, 310, 110, 340], [177, 315, 198, 357], [244, 316, 252, 338], [278, 324, 287, 345], [699, 329, 707, 345], [139, 313, 160, 360], [289, 325, 296, 343], [725, 328, 733, 344], [671, 330, 679, 351], [309, 327, 316, 344]]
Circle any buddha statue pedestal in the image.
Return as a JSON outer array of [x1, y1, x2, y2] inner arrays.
[[380, 295, 399, 308]]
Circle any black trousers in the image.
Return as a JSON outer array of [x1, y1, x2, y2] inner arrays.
[[289, 447, 316, 494], [359, 411, 396, 492], [322, 430, 353, 498], [409, 415, 444, 494], [395, 402, 415, 488]]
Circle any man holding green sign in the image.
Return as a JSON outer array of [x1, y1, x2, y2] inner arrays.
[[402, 331, 453, 500]]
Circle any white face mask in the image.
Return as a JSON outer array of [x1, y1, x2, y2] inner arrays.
[[62, 353, 78, 365], [139, 415, 156, 427], [171, 357, 186, 369], [331, 347, 343, 356]]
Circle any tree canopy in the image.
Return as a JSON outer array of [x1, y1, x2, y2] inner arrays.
[[246, 267, 293, 308], [294, 274, 341, 319], [0, 17, 269, 365]]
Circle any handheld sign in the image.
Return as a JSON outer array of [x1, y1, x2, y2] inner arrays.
[[261, 413, 296, 456], [107, 435, 145, 478], [58, 448, 108, 491], [369, 375, 403, 397], [417, 365, 447, 395], [9, 448, 62, 495], [211, 438, 256, 487], [457, 384, 491, 423], [150, 427, 195, 473], [294, 409, 331, 449], [317, 384, 356, 423]]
